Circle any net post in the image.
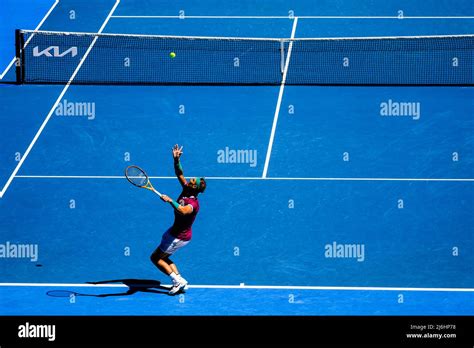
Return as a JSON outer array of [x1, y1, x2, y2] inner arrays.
[[15, 29, 23, 84], [280, 39, 285, 74]]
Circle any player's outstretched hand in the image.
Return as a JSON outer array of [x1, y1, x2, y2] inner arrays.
[[160, 194, 172, 203], [172, 144, 183, 159]]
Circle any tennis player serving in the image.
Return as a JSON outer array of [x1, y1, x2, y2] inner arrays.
[[150, 144, 206, 295]]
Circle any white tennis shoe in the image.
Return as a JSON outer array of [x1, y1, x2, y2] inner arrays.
[[179, 276, 189, 292], [169, 278, 188, 295]]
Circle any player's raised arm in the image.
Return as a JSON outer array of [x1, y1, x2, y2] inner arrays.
[[172, 144, 187, 187]]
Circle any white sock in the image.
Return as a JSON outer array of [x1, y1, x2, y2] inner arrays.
[[169, 272, 179, 283]]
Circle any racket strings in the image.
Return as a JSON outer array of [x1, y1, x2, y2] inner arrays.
[[126, 166, 148, 187]]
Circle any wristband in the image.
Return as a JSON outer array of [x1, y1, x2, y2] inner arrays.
[[170, 200, 180, 210], [174, 160, 183, 176]]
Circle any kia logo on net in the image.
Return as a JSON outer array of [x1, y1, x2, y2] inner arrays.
[[33, 46, 78, 57]]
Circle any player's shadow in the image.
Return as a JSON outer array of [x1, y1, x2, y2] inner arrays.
[[88, 279, 172, 296], [46, 279, 171, 299]]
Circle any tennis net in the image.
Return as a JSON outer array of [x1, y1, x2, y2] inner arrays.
[[15, 29, 474, 85]]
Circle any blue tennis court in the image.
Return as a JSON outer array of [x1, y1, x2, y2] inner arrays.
[[0, 0, 473, 317]]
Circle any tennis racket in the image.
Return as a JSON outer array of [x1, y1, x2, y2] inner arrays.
[[125, 165, 162, 197]]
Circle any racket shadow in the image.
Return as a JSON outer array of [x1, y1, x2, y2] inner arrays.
[[46, 279, 172, 298]]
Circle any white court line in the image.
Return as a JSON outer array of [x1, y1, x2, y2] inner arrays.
[[0, 283, 473, 292], [0, 0, 59, 80], [262, 17, 298, 179], [13, 175, 474, 182], [0, 0, 121, 199], [111, 15, 474, 19]]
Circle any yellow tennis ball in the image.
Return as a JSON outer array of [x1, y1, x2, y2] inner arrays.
[[170, 52, 176, 58]]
